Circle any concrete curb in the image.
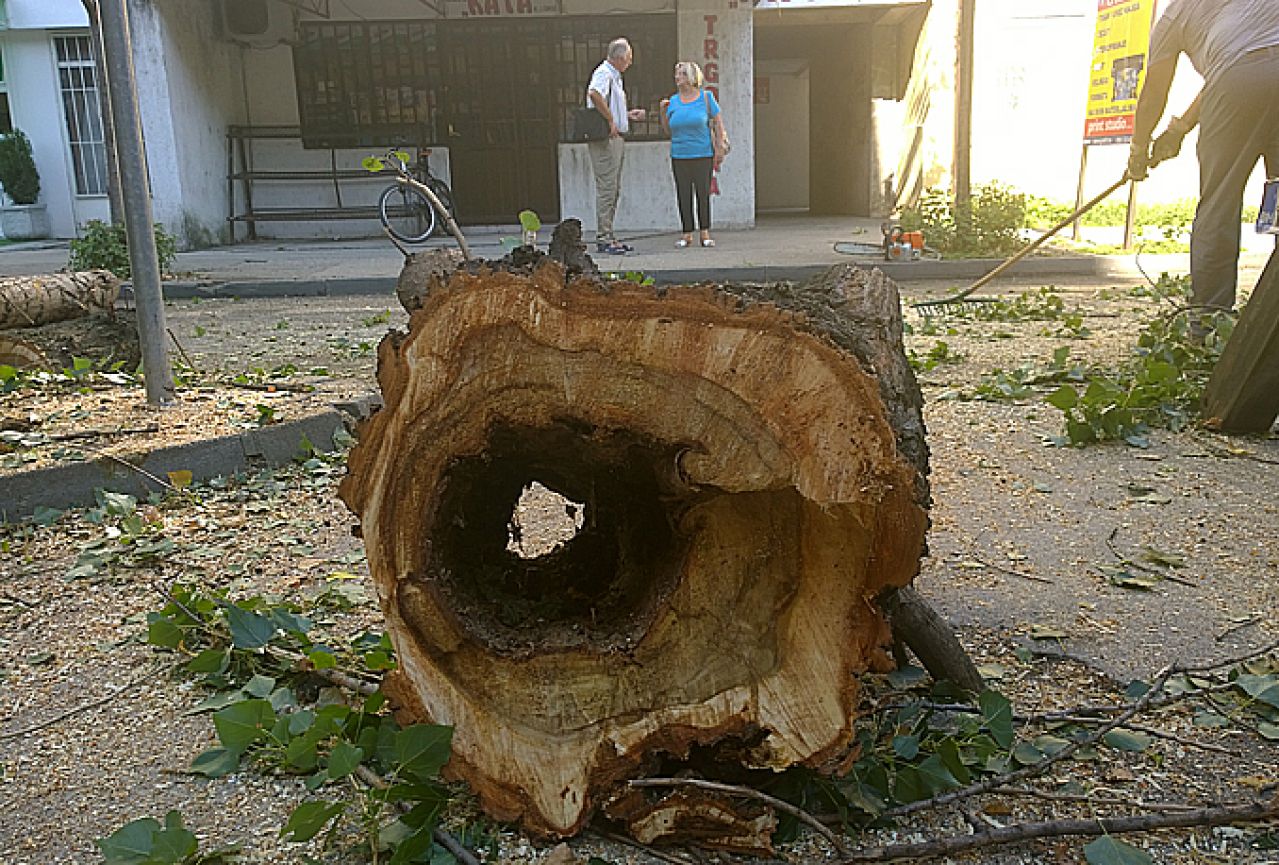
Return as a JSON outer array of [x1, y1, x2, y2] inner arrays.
[[122, 254, 1147, 300], [1, 406, 366, 522]]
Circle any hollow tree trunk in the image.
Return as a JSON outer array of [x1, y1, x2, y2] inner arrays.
[[339, 251, 953, 841]]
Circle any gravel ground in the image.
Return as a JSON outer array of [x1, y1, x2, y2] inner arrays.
[[2, 267, 1278, 864]]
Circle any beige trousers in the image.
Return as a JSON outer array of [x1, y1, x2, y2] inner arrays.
[[589, 136, 625, 242]]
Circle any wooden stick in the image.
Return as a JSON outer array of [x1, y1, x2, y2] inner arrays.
[[628, 777, 846, 854], [353, 765, 481, 865], [842, 794, 1279, 862], [0, 662, 176, 741]]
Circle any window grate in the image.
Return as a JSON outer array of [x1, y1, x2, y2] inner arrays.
[[293, 21, 441, 149], [54, 34, 108, 196]]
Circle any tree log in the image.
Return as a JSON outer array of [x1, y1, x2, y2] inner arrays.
[[340, 254, 941, 838], [0, 271, 119, 330]]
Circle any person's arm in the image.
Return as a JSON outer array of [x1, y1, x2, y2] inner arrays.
[[711, 114, 726, 166], [1150, 90, 1201, 164], [588, 88, 619, 138], [659, 98, 671, 135], [1127, 55, 1177, 179]]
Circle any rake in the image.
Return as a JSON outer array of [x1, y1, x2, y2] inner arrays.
[[912, 170, 1135, 315]]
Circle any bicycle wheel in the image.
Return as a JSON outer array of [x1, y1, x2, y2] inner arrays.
[[378, 184, 438, 244]]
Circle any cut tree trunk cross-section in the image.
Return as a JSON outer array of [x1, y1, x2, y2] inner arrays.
[[340, 243, 966, 844]]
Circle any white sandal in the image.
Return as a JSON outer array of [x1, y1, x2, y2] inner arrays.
[[701, 238, 715, 248], [675, 238, 691, 248]]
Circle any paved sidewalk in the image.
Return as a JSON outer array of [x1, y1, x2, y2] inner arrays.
[[0, 214, 1182, 293]]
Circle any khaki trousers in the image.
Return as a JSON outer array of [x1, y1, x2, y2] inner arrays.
[[589, 136, 625, 242]]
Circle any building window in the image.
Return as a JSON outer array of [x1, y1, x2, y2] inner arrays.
[[294, 21, 442, 149], [292, 15, 675, 149], [54, 34, 109, 196], [0, 48, 12, 134]]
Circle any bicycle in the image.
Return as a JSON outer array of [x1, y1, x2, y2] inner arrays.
[[374, 148, 457, 245]]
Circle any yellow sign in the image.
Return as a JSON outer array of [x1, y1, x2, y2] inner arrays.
[[1083, 0, 1159, 144]]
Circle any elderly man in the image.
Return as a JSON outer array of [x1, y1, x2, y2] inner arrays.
[[587, 37, 646, 255], [1127, 0, 1279, 316]]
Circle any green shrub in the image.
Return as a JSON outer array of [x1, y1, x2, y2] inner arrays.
[[69, 219, 178, 279], [0, 129, 41, 205], [900, 182, 1027, 257]]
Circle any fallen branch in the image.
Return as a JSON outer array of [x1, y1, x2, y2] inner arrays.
[[1105, 527, 1195, 587], [963, 543, 1053, 584], [991, 786, 1200, 813], [353, 765, 481, 865], [841, 794, 1279, 862], [882, 664, 1176, 820], [589, 828, 697, 865], [628, 777, 846, 854], [42, 424, 159, 443], [229, 381, 315, 394], [0, 661, 177, 741]]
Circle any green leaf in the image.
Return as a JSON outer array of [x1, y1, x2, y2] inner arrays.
[[1236, 674, 1279, 708], [280, 800, 348, 842], [518, 209, 542, 232], [150, 811, 198, 863], [146, 615, 184, 649], [190, 747, 241, 778], [1046, 385, 1078, 410], [892, 735, 920, 760], [1259, 722, 1279, 741], [97, 817, 161, 864], [979, 690, 1014, 748], [1103, 729, 1152, 752], [225, 603, 275, 649], [212, 699, 276, 753], [386, 822, 437, 865], [1012, 741, 1044, 765], [186, 648, 229, 674], [915, 754, 961, 794], [327, 741, 365, 780], [243, 674, 276, 698], [395, 724, 454, 779], [1084, 835, 1153, 865], [937, 737, 971, 784], [362, 156, 384, 172]]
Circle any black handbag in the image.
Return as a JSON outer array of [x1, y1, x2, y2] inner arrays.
[[571, 107, 609, 142]]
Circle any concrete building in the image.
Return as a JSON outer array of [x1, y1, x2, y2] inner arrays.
[[0, 0, 1239, 246]]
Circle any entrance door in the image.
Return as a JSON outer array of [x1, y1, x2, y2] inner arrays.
[[440, 21, 559, 224]]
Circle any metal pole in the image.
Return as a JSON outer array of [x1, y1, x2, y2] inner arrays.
[[953, 0, 976, 211], [97, 0, 174, 405], [83, 0, 124, 224]]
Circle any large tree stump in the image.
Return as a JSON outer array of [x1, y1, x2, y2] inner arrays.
[[339, 255, 938, 839]]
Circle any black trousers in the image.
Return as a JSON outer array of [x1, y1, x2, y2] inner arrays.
[[671, 157, 713, 233]]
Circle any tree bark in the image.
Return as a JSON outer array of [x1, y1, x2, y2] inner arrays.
[[0, 271, 120, 331], [340, 253, 953, 838]]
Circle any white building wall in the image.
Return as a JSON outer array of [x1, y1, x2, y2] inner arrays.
[[0, 0, 111, 238], [148, 0, 247, 246]]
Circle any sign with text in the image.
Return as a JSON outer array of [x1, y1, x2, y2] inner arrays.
[[446, 0, 561, 17], [1082, 0, 1158, 145]]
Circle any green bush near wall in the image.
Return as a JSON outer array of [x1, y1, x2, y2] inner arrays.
[[69, 220, 179, 279]]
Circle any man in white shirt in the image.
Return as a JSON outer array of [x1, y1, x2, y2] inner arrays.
[[587, 38, 646, 255], [1127, 0, 1279, 315]]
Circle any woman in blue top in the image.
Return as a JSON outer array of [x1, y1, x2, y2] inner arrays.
[[660, 62, 727, 248]]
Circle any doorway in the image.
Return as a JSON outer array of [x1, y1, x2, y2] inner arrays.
[[439, 20, 559, 224]]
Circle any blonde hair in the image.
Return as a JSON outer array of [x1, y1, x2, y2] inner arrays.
[[675, 61, 704, 88]]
